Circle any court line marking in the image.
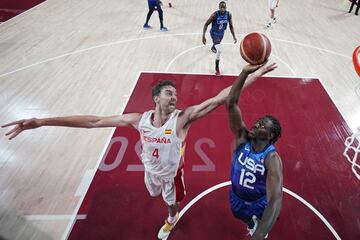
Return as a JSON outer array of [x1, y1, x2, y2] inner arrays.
[[0, 33, 351, 79], [166, 181, 341, 240], [0, 0, 49, 26], [140, 70, 321, 79], [25, 214, 87, 221], [164, 43, 297, 76], [60, 71, 141, 240]]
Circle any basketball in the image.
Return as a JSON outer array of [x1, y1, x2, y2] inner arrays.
[[240, 33, 272, 65]]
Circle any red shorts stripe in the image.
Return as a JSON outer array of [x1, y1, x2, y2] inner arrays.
[[174, 168, 186, 203]]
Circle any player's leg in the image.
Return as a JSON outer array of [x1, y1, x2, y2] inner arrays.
[[157, 8, 168, 31], [144, 9, 154, 28], [152, 3, 168, 31], [157, 168, 185, 239], [355, 0, 360, 15], [144, 0, 158, 28], [229, 190, 269, 237], [266, 0, 278, 28], [246, 196, 269, 238], [144, 171, 162, 197], [349, 0, 356, 13], [212, 34, 223, 76]]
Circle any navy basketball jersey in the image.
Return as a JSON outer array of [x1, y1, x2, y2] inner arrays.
[[210, 10, 230, 35], [230, 142, 276, 201]]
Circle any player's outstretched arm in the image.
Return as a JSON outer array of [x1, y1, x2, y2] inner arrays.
[[178, 63, 276, 133], [2, 113, 142, 140], [251, 152, 283, 240], [226, 63, 277, 145]]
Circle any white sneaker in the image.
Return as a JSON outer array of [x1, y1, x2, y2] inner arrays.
[[247, 215, 268, 238], [157, 213, 179, 239], [272, 17, 277, 24], [265, 22, 271, 28]]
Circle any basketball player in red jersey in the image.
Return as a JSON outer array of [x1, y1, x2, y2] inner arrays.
[[2, 63, 276, 239]]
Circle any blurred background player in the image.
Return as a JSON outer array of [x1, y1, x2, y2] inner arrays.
[[202, 1, 237, 76], [226, 62, 283, 239], [348, 0, 360, 15], [144, 0, 168, 31], [266, 0, 279, 28]]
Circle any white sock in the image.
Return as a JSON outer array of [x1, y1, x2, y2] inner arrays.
[[167, 215, 177, 224]]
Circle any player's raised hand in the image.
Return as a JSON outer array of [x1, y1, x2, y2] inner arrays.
[[243, 61, 277, 76], [2, 118, 42, 140], [253, 62, 277, 77]]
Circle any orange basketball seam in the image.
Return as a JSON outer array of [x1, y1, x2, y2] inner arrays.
[[259, 34, 267, 64], [240, 39, 254, 64]]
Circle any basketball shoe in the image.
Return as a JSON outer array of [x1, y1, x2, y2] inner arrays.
[[247, 215, 268, 238], [143, 23, 151, 29], [215, 68, 221, 76], [169, 2, 172, 8], [157, 212, 179, 239], [160, 27, 169, 32], [265, 17, 276, 28]]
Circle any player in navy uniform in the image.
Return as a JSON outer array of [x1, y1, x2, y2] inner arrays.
[[144, 0, 168, 31], [202, 1, 237, 76], [226, 62, 282, 239]]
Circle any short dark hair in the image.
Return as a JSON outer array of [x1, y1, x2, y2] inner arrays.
[[152, 80, 176, 98], [262, 115, 282, 144], [219, 1, 226, 6]]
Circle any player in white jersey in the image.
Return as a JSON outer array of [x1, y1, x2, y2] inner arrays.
[[2, 62, 276, 239], [266, 0, 279, 28]]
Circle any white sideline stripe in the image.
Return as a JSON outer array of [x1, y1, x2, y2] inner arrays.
[[271, 53, 297, 76], [165, 44, 205, 72], [61, 72, 141, 240], [25, 214, 87, 221], [75, 169, 96, 197], [166, 181, 341, 240]]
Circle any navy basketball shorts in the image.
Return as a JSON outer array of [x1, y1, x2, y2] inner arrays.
[[210, 31, 224, 45], [148, 0, 162, 10], [229, 190, 267, 225]]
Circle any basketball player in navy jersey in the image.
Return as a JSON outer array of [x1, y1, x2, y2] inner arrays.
[[226, 62, 282, 239], [202, 1, 237, 76], [144, 0, 168, 31], [2, 63, 276, 239]]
